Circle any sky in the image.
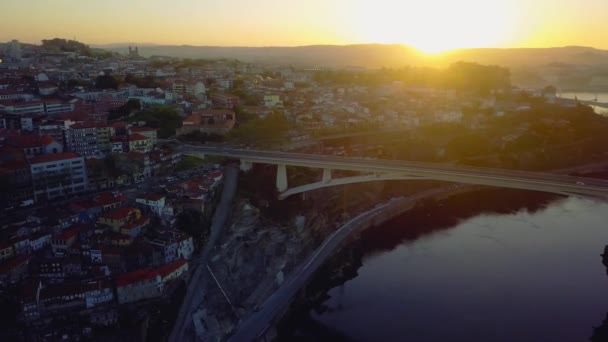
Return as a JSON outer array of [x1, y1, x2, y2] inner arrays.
[[2, 0, 608, 53]]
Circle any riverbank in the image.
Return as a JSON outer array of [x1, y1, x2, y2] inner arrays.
[[228, 184, 472, 341], [277, 186, 565, 340]]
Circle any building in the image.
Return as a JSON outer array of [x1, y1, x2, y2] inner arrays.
[[51, 227, 80, 256], [96, 125, 113, 154], [136, 193, 166, 216], [146, 230, 194, 263], [66, 122, 99, 156], [98, 207, 142, 232], [173, 81, 206, 97], [120, 216, 150, 238], [263, 95, 283, 107], [7, 39, 22, 61], [176, 109, 235, 136], [128, 133, 153, 153], [43, 101, 74, 115], [0, 101, 45, 115], [38, 119, 65, 146], [129, 126, 157, 146], [115, 268, 163, 304], [115, 152, 151, 182], [0, 255, 33, 287], [128, 46, 140, 58], [210, 93, 240, 109], [29, 152, 88, 202], [158, 259, 188, 283], [0, 243, 15, 261]]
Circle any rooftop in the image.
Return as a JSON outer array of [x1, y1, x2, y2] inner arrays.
[[130, 126, 156, 133], [137, 193, 165, 202], [129, 133, 149, 141], [114, 267, 159, 287], [157, 259, 188, 278], [101, 207, 138, 220], [29, 152, 81, 164]]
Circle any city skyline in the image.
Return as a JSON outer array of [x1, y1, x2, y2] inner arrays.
[[2, 0, 608, 53]]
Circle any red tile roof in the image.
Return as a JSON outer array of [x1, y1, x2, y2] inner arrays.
[[199, 109, 235, 116], [10, 134, 44, 148], [70, 199, 101, 211], [55, 227, 81, 241], [39, 135, 56, 146], [110, 121, 129, 129], [0, 160, 29, 171], [0, 255, 33, 274], [114, 268, 159, 287], [158, 259, 188, 278], [101, 207, 137, 220], [130, 126, 156, 133], [137, 193, 165, 202], [29, 152, 81, 164], [182, 114, 201, 125], [129, 133, 149, 141], [95, 192, 125, 205], [122, 216, 150, 230], [70, 122, 98, 129]]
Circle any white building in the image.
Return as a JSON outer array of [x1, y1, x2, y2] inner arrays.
[[29, 232, 52, 251], [136, 193, 166, 216], [84, 280, 114, 309], [29, 152, 88, 202], [264, 95, 283, 107]]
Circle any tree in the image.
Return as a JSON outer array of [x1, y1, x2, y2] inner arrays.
[[127, 105, 181, 138], [176, 209, 210, 245], [95, 74, 119, 90], [109, 99, 141, 120], [227, 110, 290, 147]]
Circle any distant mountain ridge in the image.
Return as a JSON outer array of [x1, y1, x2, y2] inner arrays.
[[93, 43, 608, 69]]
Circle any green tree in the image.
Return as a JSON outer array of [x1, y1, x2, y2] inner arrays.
[[109, 99, 141, 120], [95, 74, 119, 90], [227, 110, 290, 147], [127, 105, 181, 138]]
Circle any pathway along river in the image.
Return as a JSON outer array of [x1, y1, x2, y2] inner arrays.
[[278, 189, 608, 342]]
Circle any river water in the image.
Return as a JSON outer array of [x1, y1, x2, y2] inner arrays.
[[560, 92, 608, 115], [284, 191, 608, 342]]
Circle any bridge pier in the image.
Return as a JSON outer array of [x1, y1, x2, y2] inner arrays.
[[322, 168, 332, 183], [276, 164, 288, 192], [240, 160, 253, 172]]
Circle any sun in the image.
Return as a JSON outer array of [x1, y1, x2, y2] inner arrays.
[[350, 0, 514, 54]]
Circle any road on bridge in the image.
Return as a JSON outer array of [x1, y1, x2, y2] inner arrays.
[[179, 145, 608, 199]]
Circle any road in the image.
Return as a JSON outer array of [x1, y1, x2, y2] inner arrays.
[[228, 187, 452, 341], [179, 145, 608, 199], [169, 165, 240, 342]]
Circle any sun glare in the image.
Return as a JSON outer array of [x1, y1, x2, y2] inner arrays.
[[351, 0, 513, 53]]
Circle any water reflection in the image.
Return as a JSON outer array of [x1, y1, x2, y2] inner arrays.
[[590, 247, 608, 341], [284, 190, 608, 342]]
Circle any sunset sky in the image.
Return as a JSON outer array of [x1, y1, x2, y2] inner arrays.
[[2, 0, 607, 53]]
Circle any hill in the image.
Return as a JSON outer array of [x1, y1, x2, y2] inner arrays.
[[94, 43, 608, 68]]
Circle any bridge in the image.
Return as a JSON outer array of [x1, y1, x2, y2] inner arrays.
[[179, 145, 608, 200]]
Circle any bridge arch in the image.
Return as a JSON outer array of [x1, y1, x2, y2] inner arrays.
[[278, 173, 426, 200]]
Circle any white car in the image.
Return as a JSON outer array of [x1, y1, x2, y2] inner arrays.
[[576, 181, 585, 186]]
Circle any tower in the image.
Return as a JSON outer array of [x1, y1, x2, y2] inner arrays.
[[7, 39, 22, 61]]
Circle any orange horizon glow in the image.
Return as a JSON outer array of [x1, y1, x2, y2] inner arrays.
[[2, 0, 608, 52]]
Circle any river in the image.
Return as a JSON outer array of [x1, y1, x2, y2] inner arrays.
[[560, 92, 608, 115], [281, 190, 608, 342]]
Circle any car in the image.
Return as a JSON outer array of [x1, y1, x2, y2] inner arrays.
[[576, 181, 585, 185]]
